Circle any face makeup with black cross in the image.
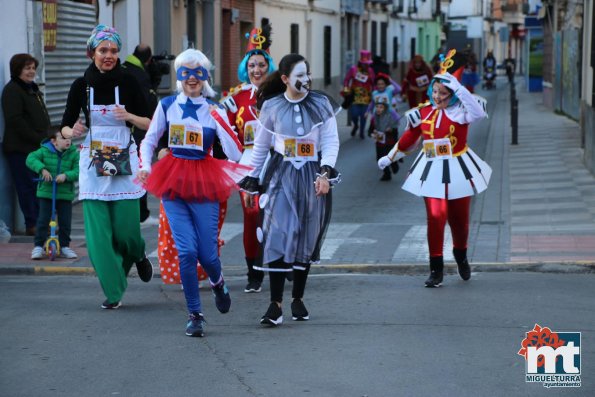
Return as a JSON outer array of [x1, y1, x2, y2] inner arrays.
[[288, 61, 311, 94]]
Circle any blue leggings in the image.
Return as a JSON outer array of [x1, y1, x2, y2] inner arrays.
[[162, 198, 222, 313], [350, 104, 368, 137]]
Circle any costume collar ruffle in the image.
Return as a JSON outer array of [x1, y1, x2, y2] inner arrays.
[[258, 91, 340, 138]]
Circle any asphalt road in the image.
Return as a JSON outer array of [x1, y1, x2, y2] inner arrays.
[[214, 87, 502, 269], [1, 272, 593, 396]]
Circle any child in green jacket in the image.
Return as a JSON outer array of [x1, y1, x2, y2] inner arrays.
[[26, 129, 80, 259]]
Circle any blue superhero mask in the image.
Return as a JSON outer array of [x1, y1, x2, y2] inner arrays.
[[176, 66, 209, 81]]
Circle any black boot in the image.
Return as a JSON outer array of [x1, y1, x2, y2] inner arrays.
[[424, 256, 444, 288], [380, 169, 392, 181], [351, 124, 358, 137], [245, 258, 264, 293], [453, 248, 471, 281]]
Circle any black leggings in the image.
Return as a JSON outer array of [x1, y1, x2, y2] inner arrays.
[[269, 259, 311, 303]]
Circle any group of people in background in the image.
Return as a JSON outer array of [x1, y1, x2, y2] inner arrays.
[[2, 24, 492, 338], [341, 46, 485, 183]]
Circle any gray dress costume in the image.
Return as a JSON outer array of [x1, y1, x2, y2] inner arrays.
[[244, 92, 340, 271]]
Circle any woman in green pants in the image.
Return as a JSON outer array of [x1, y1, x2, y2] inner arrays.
[[60, 25, 153, 309]]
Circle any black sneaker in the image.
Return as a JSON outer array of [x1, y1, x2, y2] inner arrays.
[[244, 280, 262, 293], [212, 280, 231, 313], [101, 300, 122, 310], [135, 255, 153, 282], [260, 302, 283, 326], [291, 299, 309, 321], [186, 312, 206, 337]]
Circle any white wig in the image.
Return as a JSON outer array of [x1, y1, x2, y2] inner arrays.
[[174, 49, 216, 98]]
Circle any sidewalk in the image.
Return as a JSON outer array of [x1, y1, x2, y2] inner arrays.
[[503, 80, 595, 263], [2, 77, 595, 276]]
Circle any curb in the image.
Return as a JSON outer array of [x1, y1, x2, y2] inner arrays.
[[311, 262, 595, 275], [1, 261, 594, 277]]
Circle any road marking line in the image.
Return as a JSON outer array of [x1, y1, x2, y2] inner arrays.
[[392, 225, 454, 262]]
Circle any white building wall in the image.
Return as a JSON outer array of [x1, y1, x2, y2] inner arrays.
[[307, 9, 341, 85], [0, 0, 30, 84], [255, 1, 308, 60], [366, 2, 390, 56], [113, 0, 141, 59], [96, 0, 141, 59], [446, 0, 482, 17], [415, 0, 434, 19], [255, 0, 342, 92]]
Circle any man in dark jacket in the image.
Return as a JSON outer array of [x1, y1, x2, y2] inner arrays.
[[122, 44, 159, 224]]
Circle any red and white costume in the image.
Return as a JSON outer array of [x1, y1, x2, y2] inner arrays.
[[221, 83, 263, 264], [395, 90, 490, 200], [224, 83, 260, 164], [380, 54, 490, 286], [391, 89, 490, 258]]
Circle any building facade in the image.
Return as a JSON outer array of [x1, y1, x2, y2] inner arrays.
[[0, 0, 446, 231]]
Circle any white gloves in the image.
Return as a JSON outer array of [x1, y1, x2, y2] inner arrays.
[[436, 72, 462, 94], [378, 151, 406, 169], [221, 96, 238, 113], [377, 156, 393, 170]]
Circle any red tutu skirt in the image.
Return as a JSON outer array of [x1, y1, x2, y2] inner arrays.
[[146, 154, 251, 202]]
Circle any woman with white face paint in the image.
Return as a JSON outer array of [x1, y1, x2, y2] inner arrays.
[[240, 53, 341, 326]]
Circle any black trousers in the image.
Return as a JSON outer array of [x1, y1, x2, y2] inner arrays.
[[269, 259, 310, 303], [6, 152, 39, 229], [34, 198, 73, 248]]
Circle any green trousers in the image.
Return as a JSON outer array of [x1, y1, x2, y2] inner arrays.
[[83, 199, 145, 303]]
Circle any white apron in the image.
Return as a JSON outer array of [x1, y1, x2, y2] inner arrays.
[[79, 86, 145, 201]]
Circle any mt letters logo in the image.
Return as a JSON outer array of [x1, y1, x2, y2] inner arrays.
[[518, 324, 581, 388]]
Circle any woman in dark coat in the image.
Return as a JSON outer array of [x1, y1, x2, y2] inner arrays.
[[1, 54, 51, 235]]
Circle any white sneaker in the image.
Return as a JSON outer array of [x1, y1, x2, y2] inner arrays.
[[140, 216, 159, 226], [31, 246, 44, 260], [60, 247, 78, 259]]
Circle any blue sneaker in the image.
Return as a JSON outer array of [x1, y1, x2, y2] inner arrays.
[[186, 312, 206, 337], [212, 280, 231, 313]]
